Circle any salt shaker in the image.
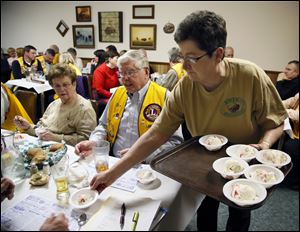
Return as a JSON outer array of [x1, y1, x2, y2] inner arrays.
[[42, 161, 50, 175], [31, 163, 38, 175]]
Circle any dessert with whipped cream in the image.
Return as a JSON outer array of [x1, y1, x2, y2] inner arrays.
[[231, 183, 257, 201], [205, 135, 224, 146], [224, 159, 244, 174], [239, 146, 256, 158], [249, 169, 276, 183], [263, 151, 287, 165]]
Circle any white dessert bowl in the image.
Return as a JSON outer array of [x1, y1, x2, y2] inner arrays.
[[199, 134, 228, 151], [226, 144, 258, 163], [213, 157, 249, 180], [244, 164, 284, 189], [136, 169, 156, 185], [256, 149, 291, 168], [223, 179, 267, 207]]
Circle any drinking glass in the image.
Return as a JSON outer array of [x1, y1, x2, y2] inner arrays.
[[92, 140, 110, 173], [50, 154, 70, 204]]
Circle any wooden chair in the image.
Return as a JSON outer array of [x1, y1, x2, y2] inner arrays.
[[14, 89, 38, 123]]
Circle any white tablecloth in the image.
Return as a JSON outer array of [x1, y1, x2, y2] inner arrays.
[[5, 78, 52, 94], [1, 132, 204, 230]]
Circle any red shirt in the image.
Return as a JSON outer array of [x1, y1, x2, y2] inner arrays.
[[92, 63, 119, 99]]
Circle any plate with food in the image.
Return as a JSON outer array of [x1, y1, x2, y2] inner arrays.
[[244, 164, 284, 189], [199, 134, 228, 151], [20, 142, 67, 170], [226, 144, 258, 163], [256, 149, 291, 168], [69, 188, 98, 209], [223, 179, 267, 207]]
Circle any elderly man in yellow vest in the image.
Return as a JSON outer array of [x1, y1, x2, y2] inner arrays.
[[75, 50, 183, 163], [36, 48, 55, 75], [11, 45, 43, 80], [161, 47, 187, 91]]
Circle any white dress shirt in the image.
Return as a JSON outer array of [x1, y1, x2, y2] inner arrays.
[[90, 80, 184, 163]]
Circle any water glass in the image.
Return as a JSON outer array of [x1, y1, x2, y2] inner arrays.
[[50, 154, 70, 204], [92, 140, 110, 173]]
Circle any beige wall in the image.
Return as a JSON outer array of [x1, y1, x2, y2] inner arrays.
[[1, 1, 299, 71]]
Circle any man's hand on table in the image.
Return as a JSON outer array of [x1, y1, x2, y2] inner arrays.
[[74, 140, 97, 158]]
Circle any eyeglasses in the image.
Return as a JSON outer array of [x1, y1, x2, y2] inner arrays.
[[183, 53, 208, 65], [52, 83, 72, 90], [119, 69, 141, 78]]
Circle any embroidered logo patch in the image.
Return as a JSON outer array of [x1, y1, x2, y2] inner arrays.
[[220, 97, 246, 117], [143, 104, 162, 122]]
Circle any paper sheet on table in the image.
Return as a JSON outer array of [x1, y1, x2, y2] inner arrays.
[[0, 194, 85, 231], [87, 157, 142, 192], [81, 196, 161, 231]]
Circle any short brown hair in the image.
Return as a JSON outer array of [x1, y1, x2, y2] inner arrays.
[[47, 63, 77, 85]]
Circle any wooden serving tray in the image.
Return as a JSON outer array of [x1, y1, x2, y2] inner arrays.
[[150, 137, 292, 210]]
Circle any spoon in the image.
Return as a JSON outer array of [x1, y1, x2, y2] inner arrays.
[[77, 213, 87, 229]]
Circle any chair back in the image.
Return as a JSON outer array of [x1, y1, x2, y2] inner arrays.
[[14, 90, 38, 123], [76, 76, 90, 99]]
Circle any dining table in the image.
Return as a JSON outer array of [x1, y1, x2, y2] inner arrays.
[[1, 130, 205, 231], [5, 78, 53, 114]]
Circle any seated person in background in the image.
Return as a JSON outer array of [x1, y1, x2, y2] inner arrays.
[[11, 45, 43, 80], [1, 48, 11, 83], [160, 47, 187, 91], [1, 82, 33, 131], [36, 48, 55, 75], [67, 48, 83, 72], [139, 49, 155, 74], [1, 177, 69, 231], [119, 49, 127, 56], [15, 47, 24, 58], [282, 93, 299, 190], [14, 64, 97, 146], [59, 52, 82, 76], [91, 49, 106, 75], [75, 50, 183, 163], [49, 44, 60, 65], [7, 47, 17, 67], [224, 46, 234, 58], [276, 60, 299, 100], [105, 45, 118, 53], [92, 50, 120, 116]]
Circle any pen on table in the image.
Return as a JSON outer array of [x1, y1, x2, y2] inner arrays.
[[131, 211, 139, 231], [120, 203, 126, 230]]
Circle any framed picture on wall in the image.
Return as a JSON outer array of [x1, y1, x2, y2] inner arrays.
[[72, 25, 95, 48], [76, 6, 91, 22], [56, 20, 69, 37], [130, 24, 157, 50], [132, 5, 155, 19], [98, 11, 123, 43]]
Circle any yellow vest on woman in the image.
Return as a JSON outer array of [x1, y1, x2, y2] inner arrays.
[[107, 82, 167, 145], [172, 63, 187, 80], [10, 57, 39, 80], [1, 83, 33, 131]]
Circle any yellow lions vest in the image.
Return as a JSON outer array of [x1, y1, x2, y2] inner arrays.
[[1, 83, 33, 131], [36, 56, 47, 74], [107, 82, 166, 145], [10, 57, 39, 80], [172, 63, 187, 80]]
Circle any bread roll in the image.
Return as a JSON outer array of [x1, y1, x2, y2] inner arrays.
[[49, 143, 64, 152], [27, 148, 44, 159]]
